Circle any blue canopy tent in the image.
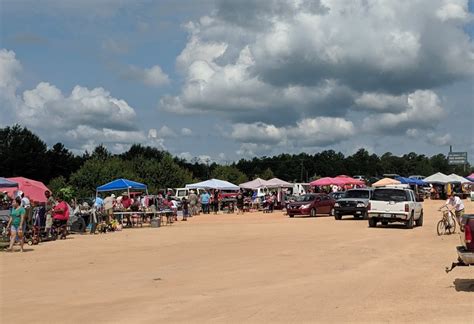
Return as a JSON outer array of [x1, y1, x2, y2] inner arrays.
[[397, 177, 428, 186], [96, 178, 148, 197], [186, 179, 239, 191], [0, 177, 19, 188]]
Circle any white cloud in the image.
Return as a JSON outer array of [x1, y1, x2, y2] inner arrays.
[[181, 127, 193, 136], [0, 49, 22, 125], [122, 65, 170, 87], [0, 48, 166, 152], [156, 125, 176, 138], [231, 117, 355, 148], [427, 132, 452, 146], [160, 0, 472, 150]]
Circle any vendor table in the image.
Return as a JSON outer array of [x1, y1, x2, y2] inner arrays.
[[113, 210, 174, 227]]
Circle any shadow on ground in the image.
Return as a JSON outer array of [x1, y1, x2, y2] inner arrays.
[[454, 279, 474, 292]]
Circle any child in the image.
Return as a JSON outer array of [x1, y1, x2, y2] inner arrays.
[[182, 197, 189, 221]]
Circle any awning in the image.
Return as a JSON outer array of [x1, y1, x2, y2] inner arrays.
[[265, 178, 292, 188], [186, 179, 239, 191], [396, 177, 428, 186], [97, 178, 147, 192]]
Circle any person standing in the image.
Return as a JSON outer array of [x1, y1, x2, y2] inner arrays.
[[200, 190, 210, 214], [213, 189, 220, 214], [181, 197, 189, 221], [6, 197, 26, 252], [44, 190, 55, 235], [52, 193, 70, 239], [103, 194, 116, 222], [236, 191, 244, 214], [188, 190, 198, 216]]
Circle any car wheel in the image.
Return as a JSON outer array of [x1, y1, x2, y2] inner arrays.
[[415, 210, 423, 227], [368, 217, 377, 227], [381, 221, 388, 226], [354, 214, 361, 219], [334, 213, 342, 220], [310, 208, 317, 217], [329, 208, 335, 216], [406, 212, 414, 229], [289, 214, 294, 218], [362, 211, 369, 220]]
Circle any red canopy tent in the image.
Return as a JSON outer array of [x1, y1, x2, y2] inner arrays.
[[310, 177, 346, 186], [3, 177, 50, 203], [335, 175, 365, 185]]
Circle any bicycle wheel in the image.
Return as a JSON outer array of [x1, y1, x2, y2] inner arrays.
[[437, 220, 445, 236], [448, 220, 456, 234]]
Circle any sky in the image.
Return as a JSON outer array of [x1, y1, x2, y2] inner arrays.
[[1, 0, 473, 163]]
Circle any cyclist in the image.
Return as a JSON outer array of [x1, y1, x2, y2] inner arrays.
[[443, 193, 465, 228]]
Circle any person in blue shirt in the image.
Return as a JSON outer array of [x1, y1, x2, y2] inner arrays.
[[200, 191, 211, 214]]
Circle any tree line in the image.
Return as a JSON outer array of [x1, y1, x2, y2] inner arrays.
[[1, 125, 471, 197]]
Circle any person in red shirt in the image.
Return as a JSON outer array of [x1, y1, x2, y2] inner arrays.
[[52, 192, 70, 239], [121, 194, 132, 209]]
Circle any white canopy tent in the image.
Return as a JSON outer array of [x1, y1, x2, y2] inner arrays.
[[186, 179, 239, 191], [239, 178, 270, 190], [424, 172, 451, 184], [266, 178, 292, 188], [447, 173, 472, 183]]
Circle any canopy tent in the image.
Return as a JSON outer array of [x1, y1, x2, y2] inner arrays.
[[372, 178, 401, 187], [186, 179, 239, 191], [310, 177, 345, 186], [0, 177, 19, 188], [396, 176, 428, 186], [467, 173, 474, 181], [446, 173, 472, 184], [266, 178, 292, 188], [3, 177, 49, 203], [335, 175, 365, 185], [97, 179, 148, 196], [424, 172, 451, 184], [239, 178, 270, 190]]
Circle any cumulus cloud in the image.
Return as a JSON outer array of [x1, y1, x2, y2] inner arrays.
[[427, 132, 452, 146], [122, 65, 170, 87], [156, 125, 176, 138], [181, 127, 193, 136], [0, 48, 165, 152], [159, 0, 473, 153]]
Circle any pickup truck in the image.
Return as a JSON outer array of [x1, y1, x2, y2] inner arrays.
[[334, 188, 373, 220], [367, 187, 423, 229], [446, 214, 474, 272]]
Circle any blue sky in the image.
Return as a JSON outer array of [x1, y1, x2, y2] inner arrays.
[[1, 0, 473, 163]]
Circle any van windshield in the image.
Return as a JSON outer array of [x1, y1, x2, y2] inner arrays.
[[344, 190, 370, 199], [372, 189, 409, 202]]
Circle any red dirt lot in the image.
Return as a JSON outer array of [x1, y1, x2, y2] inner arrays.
[[1, 199, 473, 323]]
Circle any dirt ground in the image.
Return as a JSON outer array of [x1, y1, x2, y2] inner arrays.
[[1, 199, 473, 323]]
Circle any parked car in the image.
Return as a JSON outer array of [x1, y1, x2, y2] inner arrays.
[[334, 188, 373, 220], [367, 187, 423, 228], [329, 191, 345, 201], [287, 193, 335, 218], [445, 213, 474, 272]]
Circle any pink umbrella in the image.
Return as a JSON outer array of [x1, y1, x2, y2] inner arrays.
[[4, 177, 50, 203]]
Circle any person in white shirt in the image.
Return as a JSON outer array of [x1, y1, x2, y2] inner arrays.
[[444, 193, 465, 226]]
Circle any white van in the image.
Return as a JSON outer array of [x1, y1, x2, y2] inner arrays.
[[175, 188, 207, 200]]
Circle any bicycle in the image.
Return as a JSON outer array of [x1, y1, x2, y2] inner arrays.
[[437, 206, 456, 235]]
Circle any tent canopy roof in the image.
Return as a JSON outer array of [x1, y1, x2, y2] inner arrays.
[[186, 179, 239, 191], [266, 178, 292, 188], [446, 173, 472, 183], [310, 177, 345, 186], [372, 178, 401, 187], [396, 176, 427, 186], [0, 177, 18, 188], [424, 172, 451, 184], [97, 178, 147, 192], [239, 178, 269, 189], [4, 177, 49, 203]]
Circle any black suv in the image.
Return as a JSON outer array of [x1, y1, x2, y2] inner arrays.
[[334, 188, 373, 220]]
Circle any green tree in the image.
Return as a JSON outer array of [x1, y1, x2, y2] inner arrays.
[[48, 176, 68, 195], [259, 167, 274, 180], [0, 125, 49, 181], [211, 165, 248, 184]]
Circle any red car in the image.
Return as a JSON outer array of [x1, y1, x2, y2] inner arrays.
[[287, 193, 335, 217]]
